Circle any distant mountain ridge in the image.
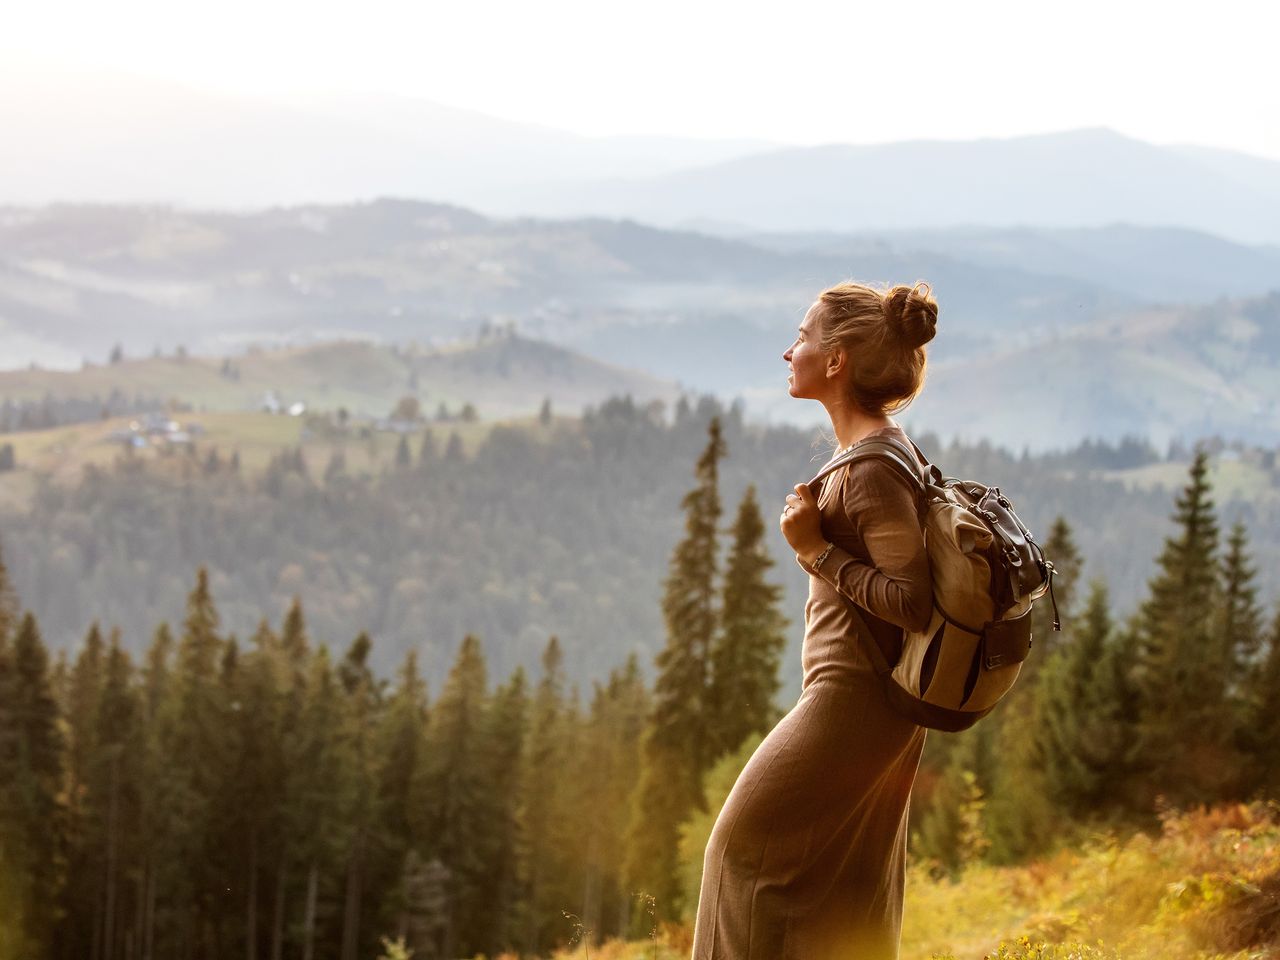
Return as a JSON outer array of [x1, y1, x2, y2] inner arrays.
[[534, 128, 1280, 245], [4, 66, 1280, 245], [2, 200, 1277, 450], [0, 199, 1140, 369]]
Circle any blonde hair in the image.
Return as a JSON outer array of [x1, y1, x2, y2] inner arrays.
[[814, 280, 938, 416]]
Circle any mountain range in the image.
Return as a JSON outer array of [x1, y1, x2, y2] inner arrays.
[[2, 199, 1278, 449], [5, 65, 1280, 244]]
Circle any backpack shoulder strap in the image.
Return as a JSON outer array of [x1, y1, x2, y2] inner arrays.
[[808, 436, 928, 492]]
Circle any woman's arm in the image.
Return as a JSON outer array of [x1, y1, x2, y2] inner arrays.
[[800, 459, 933, 632]]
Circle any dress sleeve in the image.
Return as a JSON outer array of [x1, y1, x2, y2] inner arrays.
[[798, 459, 934, 632]]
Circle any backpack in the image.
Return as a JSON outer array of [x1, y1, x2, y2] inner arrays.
[[808, 435, 1060, 732]]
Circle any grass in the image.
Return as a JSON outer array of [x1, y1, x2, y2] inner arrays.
[[545, 803, 1280, 960], [0, 410, 549, 508]]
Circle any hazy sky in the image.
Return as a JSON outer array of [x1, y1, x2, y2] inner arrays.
[[9, 0, 1280, 159]]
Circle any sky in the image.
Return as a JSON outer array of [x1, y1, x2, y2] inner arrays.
[[6, 0, 1280, 160]]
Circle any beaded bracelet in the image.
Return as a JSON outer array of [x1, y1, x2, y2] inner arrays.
[[810, 541, 835, 571]]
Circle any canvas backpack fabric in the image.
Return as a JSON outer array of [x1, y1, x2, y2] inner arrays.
[[808, 435, 1060, 732]]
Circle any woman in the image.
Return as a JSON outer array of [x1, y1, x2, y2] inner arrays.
[[690, 280, 938, 960]]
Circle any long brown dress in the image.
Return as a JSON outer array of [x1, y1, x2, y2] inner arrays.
[[690, 422, 933, 960]]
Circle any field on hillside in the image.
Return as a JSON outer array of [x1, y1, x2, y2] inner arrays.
[[541, 803, 1280, 960], [0, 410, 507, 493]]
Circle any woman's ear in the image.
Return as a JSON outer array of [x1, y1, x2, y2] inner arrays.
[[825, 347, 847, 380]]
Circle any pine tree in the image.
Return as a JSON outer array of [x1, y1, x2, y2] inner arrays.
[[1243, 607, 1280, 797], [235, 619, 287, 960], [1219, 521, 1264, 703], [0, 613, 68, 957], [623, 416, 725, 926], [708, 484, 788, 763], [372, 650, 428, 943], [1131, 449, 1234, 808], [915, 726, 992, 877], [982, 518, 1082, 862], [415, 634, 490, 958], [90, 632, 142, 960], [336, 631, 382, 960], [577, 653, 649, 942], [1033, 581, 1138, 819], [135, 623, 177, 960], [293, 647, 353, 960], [475, 665, 528, 958], [516, 636, 578, 955], [59, 621, 107, 958], [165, 567, 231, 956]]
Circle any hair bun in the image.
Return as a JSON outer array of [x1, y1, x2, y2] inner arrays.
[[887, 282, 938, 349]]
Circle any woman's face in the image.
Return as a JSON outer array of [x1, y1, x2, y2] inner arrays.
[[783, 301, 834, 400]]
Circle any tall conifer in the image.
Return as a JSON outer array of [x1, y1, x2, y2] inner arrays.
[[1033, 581, 1137, 818], [371, 651, 428, 945], [416, 634, 489, 958], [166, 567, 230, 956], [516, 636, 578, 955], [476, 665, 529, 958], [336, 631, 383, 960], [0, 613, 67, 957], [708, 484, 787, 762], [1131, 450, 1232, 807], [1219, 521, 1264, 699], [1243, 607, 1280, 796], [623, 416, 725, 925]]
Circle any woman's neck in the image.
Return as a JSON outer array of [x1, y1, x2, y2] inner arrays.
[[825, 400, 893, 451]]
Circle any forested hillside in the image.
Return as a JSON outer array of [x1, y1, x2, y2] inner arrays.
[[3, 428, 1277, 960], [1, 395, 1276, 700]]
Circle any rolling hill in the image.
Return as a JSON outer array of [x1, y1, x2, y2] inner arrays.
[[0, 330, 679, 422]]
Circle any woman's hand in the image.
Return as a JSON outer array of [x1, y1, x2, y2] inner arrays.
[[779, 483, 828, 564]]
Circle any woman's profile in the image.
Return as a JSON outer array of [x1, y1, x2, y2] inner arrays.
[[690, 280, 938, 960]]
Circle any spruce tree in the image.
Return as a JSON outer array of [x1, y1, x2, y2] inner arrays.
[[516, 636, 578, 955], [708, 485, 788, 763], [1131, 450, 1233, 808], [165, 567, 231, 954], [623, 416, 725, 926], [371, 651, 429, 946], [293, 647, 352, 960], [415, 634, 490, 958], [1219, 521, 1264, 703], [60, 621, 106, 957], [236, 619, 287, 960], [1033, 581, 1138, 819], [476, 665, 529, 958], [580, 653, 649, 942], [915, 726, 991, 877], [0, 613, 67, 957], [90, 632, 142, 960], [336, 631, 383, 960], [1243, 607, 1280, 797], [135, 623, 177, 960]]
